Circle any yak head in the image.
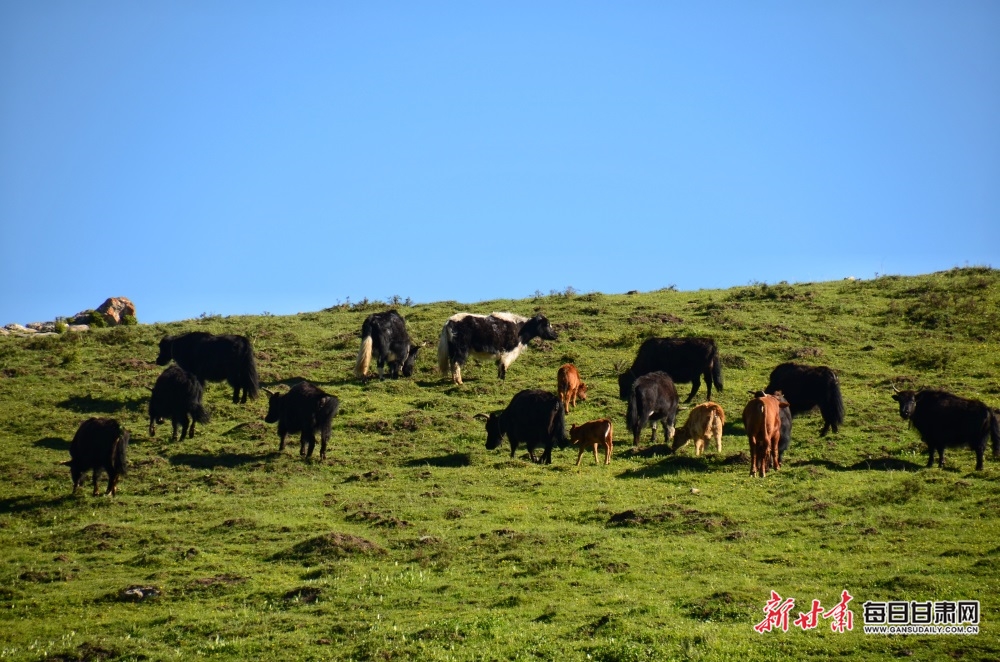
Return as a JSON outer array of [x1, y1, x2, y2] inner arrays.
[[480, 412, 505, 450], [617, 371, 635, 401], [263, 389, 285, 423], [402, 345, 420, 378], [522, 314, 558, 343], [155, 337, 173, 366], [891, 389, 917, 420]]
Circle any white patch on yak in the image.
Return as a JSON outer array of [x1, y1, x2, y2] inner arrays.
[[490, 311, 528, 324], [497, 343, 526, 370]]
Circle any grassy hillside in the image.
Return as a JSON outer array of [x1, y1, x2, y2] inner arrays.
[[1, 268, 999, 661]]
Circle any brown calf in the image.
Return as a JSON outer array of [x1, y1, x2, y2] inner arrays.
[[570, 419, 613, 466], [557, 364, 588, 414], [742, 393, 789, 477], [671, 402, 726, 456]]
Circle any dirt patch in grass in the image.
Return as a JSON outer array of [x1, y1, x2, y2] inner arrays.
[[274, 532, 385, 562], [607, 503, 739, 534], [284, 586, 322, 604], [684, 590, 758, 622]]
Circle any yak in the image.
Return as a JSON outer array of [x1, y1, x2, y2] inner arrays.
[[765, 362, 844, 436], [438, 312, 557, 384], [264, 382, 340, 460], [63, 418, 129, 496], [156, 332, 259, 404], [479, 389, 568, 464], [626, 371, 679, 447], [618, 337, 723, 403], [148, 365, 210, 441], [354, 310, 420, 381], [892, 388, 1000, 471]]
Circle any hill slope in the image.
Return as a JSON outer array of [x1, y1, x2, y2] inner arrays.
[[1, 268, 999, 661]]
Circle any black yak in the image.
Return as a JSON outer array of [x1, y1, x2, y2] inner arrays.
[[438, 312, 558, 384], [892, 388, 1000, 471], [765, 362, 844, 436], [148, 365, 210, 441], [264, 382, 340, 460], [479, 389, 568, 464], [156, 332, 259, 404], [617, 337, 723, 403], [626, 371, 679, 446], [62, 418, 129, 496], [354, 310, 420, 381]]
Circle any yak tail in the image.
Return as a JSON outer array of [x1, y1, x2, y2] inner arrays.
[[437, 324, 451, 374], [355, 335, 373, 378], [829, 377, 845, 425], [990, 410, 1000, 458], [237, 339, 260, 400], [318, 395, 341, 427], [711, 347, 724, 392], [113, 429, 130, 476], [193, 404, 210, 425], [550, 400, 568, 448]]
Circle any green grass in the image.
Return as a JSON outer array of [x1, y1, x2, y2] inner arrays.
[[2, 267, 1000, 660]]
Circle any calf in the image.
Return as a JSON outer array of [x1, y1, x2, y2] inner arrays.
[[156, 331, 259, 404], [570, 419, 613, 466], [742, 392, 789, 478], [62, 418, 129, 496], [263, 382, 340, 460], [671, 402, 725, 456], [626, 371, 679, 446], [480, 389, 568, 464], [892, 388, 1000, 471], [148, 365, 210, 441], [765, 362, 844, 436], [438, 312, 558, 384], [618, 337, 723, 403], [354, 310, 420, 381], [557, 364, 588, 414]]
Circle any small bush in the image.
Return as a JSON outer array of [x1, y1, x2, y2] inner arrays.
[[120, 314, 138, 326]]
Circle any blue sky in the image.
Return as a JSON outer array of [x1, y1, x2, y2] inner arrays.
[[1, 2, 998, 324]]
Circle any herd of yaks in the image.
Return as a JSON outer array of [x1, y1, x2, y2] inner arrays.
[[59, 309, 1000, 495]]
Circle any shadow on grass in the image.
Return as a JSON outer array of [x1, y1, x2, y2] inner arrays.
[[616, 455, 711, 479], [169, 451, 281, 469], [403, 453, 472, 468], [789, 458, 924, 472], [34, 437, 69, 451], [56, 394, 145, 415], [0, 494, 75, 515]]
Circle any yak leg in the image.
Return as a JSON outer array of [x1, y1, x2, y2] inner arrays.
[[171, 420, 181, 442], [91, 469, 102, 496], [703, 370, 713, 401], [576, 448, 585, 466], [976, 446, 984, 471], [684, 381, 700, 404], [820, 420, 831, 437], [107, 472, 119, 496], [452, 362, 463, 385], [937, 447, 945, 469], [926, 445, 935, 468], [497, 361, 507, 380], [301, 431, 316, 458], [650, 421, 658, 444], [592, 444, 600, 465], [320, 429, 330, 460], [604, 441, 613, 465], [279, 432, 288, 452]]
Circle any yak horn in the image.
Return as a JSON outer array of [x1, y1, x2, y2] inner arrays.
[[473, 413, 489, 421], [891, 383, 900, 393], [262, 388, 275, 397]]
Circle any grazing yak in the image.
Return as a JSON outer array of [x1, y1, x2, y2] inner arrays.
[[671, 402, 725, 456], [62, 418, 130, 496], [264, 382, 340, 460], [743, 392, 789, 478], [617, 337, 723, 403], [764, 362, 843, 436], [570, 418, 614, 466], [354, 310, 420, 381], [438, 312, 558, 384], [479, 389, 567, 464], [148, 365, 210, 441], [892, 388, 1000, 471], [156, 332, 259, 404], [557, 364, 588, 414], [626, 371, 679, 447]]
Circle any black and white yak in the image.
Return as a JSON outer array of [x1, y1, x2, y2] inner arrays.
[[437, 312, 558, 384], [354, 310, 420, 381], [892, 387, 1000, 471], [156, 332, 259, 404]]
